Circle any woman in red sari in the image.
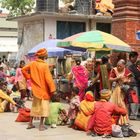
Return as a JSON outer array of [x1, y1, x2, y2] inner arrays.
[[109, 59, 132, 125], [68, 58, 88, 101]]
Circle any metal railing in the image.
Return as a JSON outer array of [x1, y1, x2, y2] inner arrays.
[[35, 0, 96, 15]]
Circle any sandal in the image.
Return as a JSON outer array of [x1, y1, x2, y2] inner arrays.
[[26, 124, 35, 129], [91, 133, 98, 137], [102, 134, 111, 138], [86, 131, 92, 136], [39, 125, 47, 131]]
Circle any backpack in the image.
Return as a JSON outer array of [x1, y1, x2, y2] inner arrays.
[[121, 124, 130, 137], [121, 124, 137, 137]]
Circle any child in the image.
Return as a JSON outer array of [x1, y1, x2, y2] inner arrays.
[[45, 94, 67, 128], [67, 87, 80, 128]]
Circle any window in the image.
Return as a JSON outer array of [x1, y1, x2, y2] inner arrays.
[[96, 22, 111, 33], [57, 21, 86, 39]]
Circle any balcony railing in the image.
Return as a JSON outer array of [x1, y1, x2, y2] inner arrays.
[[36, 0, 96, 15]]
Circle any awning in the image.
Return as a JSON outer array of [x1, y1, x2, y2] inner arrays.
[[0, 38, 18, 52]]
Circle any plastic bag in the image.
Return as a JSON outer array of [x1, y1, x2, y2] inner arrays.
[[112, 124, 123, 138]]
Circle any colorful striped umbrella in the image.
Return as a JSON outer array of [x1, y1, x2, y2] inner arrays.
[[57, 30, 131, 52]]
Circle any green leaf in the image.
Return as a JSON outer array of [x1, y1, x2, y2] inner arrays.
[[1, 0, 34, 17]]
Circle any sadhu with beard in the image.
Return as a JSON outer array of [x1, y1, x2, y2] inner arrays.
[[22, 48, 56, 131]]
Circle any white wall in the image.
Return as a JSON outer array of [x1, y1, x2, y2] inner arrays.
[[44, 18, 57, 40], [0, 37, 18, 52]]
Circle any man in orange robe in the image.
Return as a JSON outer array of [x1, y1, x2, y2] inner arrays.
[[22, 48, 56, 131]]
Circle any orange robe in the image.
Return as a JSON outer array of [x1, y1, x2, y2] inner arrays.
[[22, 59, 56, 100], [74, 100, 95, 131], [92, 101, 127, 135]]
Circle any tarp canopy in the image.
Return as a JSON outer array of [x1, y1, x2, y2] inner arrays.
[[28, 39, 83, 58]]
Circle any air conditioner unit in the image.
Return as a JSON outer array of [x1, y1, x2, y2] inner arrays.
[[36, 0, 59, 12]]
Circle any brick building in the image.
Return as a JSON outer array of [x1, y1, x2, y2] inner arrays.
[[112, 0, 140, 53]]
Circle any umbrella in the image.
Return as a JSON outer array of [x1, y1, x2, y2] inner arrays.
[[28, 39, 77, 57], [57, 30, 131, 52]]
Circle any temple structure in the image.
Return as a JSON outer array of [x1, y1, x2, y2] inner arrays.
[[112, 0, 140, 52]]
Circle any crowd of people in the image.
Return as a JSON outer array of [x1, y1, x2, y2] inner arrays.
[[0, 49, 140, 137]]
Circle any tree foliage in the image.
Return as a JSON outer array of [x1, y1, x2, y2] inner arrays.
[[1, 0, 35, 17]]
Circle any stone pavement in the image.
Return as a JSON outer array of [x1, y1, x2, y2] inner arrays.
[[0, 101, 140, 140]]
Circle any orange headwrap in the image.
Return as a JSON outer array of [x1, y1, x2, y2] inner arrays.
[[100, 89, 111, 100], [36, 48, 48, 57]]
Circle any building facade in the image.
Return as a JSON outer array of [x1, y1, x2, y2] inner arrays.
[[0, 12, 18, 61], [10, 0, 112, 60], [112, 0, 140, 52]]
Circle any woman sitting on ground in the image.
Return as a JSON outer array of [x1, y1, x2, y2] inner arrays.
[[74, 91, 95, 131]]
